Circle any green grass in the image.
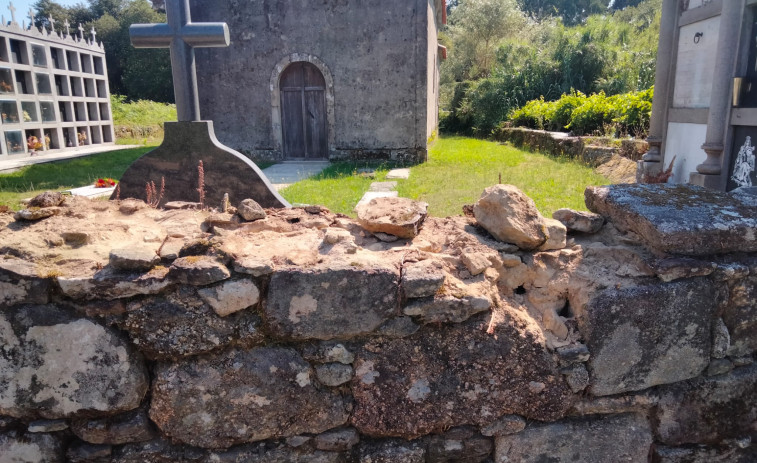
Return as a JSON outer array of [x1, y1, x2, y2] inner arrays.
[[280, 163, 395, 214], [0, 147, 153, 209], [398, 137, 612, 217], [281, 136, 613, 217]]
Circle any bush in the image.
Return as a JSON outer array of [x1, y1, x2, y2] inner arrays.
[[504, 87, 653, 137], [509, 97, 555, 130]]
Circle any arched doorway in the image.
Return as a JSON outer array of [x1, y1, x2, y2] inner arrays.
[[280, 62, 328, 159]]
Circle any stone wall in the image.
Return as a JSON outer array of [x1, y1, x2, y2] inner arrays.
[[1, 184, 756, 462], [191, 0, 434, 163], [492, 127, 649, 164]]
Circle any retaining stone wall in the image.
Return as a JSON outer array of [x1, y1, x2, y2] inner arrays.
[[492, 127, 649, 166], [0, 187, 755, 463]]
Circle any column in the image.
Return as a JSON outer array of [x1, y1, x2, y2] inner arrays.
[[691, 0, 745, 189], [641, 0, 679, 177]]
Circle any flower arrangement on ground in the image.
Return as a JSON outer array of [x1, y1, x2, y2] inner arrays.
[[94, 177, 117, 188]]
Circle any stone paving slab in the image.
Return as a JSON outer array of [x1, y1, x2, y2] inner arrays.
[[0, 144, 139, 173], [68, 185, 116, 199], [355, 191, 398, 209], [262, 161, 331, 186], [386, 168, 411, 179], [369, 181, 398, 192]]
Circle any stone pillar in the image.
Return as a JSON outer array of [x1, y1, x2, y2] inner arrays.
[[691, 0, 745, 189], [640, 0, 679, 178]]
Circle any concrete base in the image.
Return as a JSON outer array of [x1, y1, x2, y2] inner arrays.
[[689, 172, 726, 191], [114, 121, 289, 208]]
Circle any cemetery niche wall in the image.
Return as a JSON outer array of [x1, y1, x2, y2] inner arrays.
[[0, 5, 114, 158], [642, 0, 757, 191], [190, 0, 446, 164]]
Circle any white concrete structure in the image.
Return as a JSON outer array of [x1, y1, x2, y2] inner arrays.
[[0, 5, 114, 158], [643, 0, 757, 190]]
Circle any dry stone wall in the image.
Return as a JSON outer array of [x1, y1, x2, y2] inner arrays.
[[0, 184, 756, 462]]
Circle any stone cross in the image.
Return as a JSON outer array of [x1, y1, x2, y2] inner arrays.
[[77, 23, 84, 39], [48, 15, 55, 33], [90, 27, 96, 43], [27, 8, 33, 28], [8, 2, 16, 24], [64, 19, 70, 36], [130, 0, 229, 121]]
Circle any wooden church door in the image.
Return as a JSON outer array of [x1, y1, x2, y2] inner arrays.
[[280, 62, 328, 159]]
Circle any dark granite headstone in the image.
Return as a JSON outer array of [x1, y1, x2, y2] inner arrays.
[[727, 126, 757, 191], [112, 121, 288, 208], [114, 0, 289, 208]]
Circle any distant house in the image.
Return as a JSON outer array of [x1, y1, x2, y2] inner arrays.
[[191, 0, 446, 164], [642, 0, 757, 190]]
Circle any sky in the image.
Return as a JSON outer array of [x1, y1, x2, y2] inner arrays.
[[2, 1, 83, 27]]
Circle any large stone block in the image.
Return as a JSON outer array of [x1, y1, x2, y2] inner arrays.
[[493, 413, 652, 463], [265, 265, 399, 340], [149, 347, 350, 449], [724, 274, 757, 357], [654, 443, 757, 463], [110, 439, 206, 463], [208, 444, 346, 463], [654, 364, 757, 446], [0, 430, 64, 462], [120, 287, 265, 360], [581, 279, 718, 396], [585, 184, 757, 255], [350, 308, 573, 439], [0, 305, 148, 419], [0, 258, 50, 307], [71, 407, 156, 445]]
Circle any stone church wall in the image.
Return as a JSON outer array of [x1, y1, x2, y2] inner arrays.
[[191, 0, 433, 163], [0, 184, 756, 462]]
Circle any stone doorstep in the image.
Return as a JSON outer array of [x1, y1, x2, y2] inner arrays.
[[355, 191, 398, 210]]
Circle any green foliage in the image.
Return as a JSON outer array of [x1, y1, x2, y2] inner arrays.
[[441, 0, 661, 136], [110, 94, 176, 128], [505, 87, 653, 136]]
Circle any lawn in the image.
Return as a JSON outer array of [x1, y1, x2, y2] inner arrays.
[[0, 147, 154, 209], [281, 163, 394, 212], [280, 136, 613, 217]]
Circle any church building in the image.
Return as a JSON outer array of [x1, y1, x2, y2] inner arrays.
[[641, 0, 757, 190], [190, 0, 446, 164]]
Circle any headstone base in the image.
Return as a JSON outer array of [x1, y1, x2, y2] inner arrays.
[[112, 121, 289, 208], [689, 172, 726, 191]]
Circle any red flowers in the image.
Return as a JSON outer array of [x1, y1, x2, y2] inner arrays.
[[94, 178, 117, 188]]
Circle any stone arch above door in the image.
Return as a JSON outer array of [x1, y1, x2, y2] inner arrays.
[[271, 54, 335, 159]]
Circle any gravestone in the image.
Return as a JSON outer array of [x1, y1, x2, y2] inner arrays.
[[112, 0, 288, 208], [727, 127, 757, 191]]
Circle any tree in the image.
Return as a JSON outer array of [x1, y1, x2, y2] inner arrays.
[[446, 0, 527, 79], [517, 0, 609, 25]]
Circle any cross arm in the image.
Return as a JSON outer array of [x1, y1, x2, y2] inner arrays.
[[130, 23, 230, 49]]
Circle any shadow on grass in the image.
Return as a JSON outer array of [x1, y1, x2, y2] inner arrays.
[[0, 147, 154, 193]]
